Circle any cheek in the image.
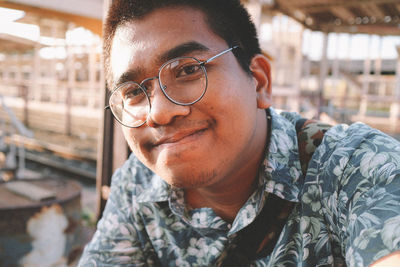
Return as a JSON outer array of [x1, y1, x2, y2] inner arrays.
[[208, 69, 256, 100], [122, 128, 156, 166], [207, 77, 257, 121], [122, 128, 139, 151]]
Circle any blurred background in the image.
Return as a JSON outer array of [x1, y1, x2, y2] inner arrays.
[[0, 0, 399, 266]]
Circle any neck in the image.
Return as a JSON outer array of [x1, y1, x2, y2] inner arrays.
[[185, 110, 269, 223], [185, 165, 259, 222]]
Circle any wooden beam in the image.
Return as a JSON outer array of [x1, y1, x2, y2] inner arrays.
[[317, 32, 329, 118], [300, 0, 400, 12], [65, 23, 74, 136], [96, 89, 114, 220], [395, 46, 400, 100], [330, 6, 354, 22], [0, 33, 38, 52], [320, 24, 400, 36], [362, 35, 372, 96], [96, 0, 112, 221], [390, 46, 400, 132], [0, 1, 102, 36], [359, 3, 385, 18], [395, 4, 400, 14], [5, 181, 56, 201]]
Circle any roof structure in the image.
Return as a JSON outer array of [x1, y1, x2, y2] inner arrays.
[[5, 0, 103, 19], [0, 0, 103, 35], [263, 0, 400, 35], [0, 33, 38, 53], [2, 0, 399, 36]]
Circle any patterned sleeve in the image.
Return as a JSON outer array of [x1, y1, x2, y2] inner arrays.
[[78, 168, 148, 267], [332, 126, 400, 266]]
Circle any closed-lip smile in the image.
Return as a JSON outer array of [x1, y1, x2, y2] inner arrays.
[[153, 128, 207, 147]]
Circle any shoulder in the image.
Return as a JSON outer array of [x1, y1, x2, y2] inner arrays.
[[323, 124, 400, 267], [315, 122, 400, 166], [305, 122, 400, 202], [300, 122, 400, 266]]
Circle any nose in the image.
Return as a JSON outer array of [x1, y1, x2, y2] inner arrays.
[[145, 79, 190, 127]]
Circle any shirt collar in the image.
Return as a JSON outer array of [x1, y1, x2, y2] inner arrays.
[[129, 156, 170, 203], [260, 108, 303, 202], [229, 108, 303, 234]]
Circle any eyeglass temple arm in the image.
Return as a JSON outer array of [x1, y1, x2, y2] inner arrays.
[[204, 45, 239, 64]]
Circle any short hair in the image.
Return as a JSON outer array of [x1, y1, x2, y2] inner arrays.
[[103, 0, 261, 88]]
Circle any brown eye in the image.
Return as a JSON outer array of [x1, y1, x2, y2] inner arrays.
[[121, 84, 145, 105], [175, 64, 203, 81]]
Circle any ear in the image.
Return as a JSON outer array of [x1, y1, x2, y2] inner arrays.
[[249, 54, 272, 109]]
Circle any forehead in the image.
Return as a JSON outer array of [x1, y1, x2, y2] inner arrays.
[[109, 6, 226, 83]]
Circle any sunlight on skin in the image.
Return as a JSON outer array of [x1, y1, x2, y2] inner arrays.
[[370, 251, 400, 267]]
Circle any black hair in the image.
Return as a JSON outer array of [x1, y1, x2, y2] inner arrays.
[[103, 0, 261, 88]]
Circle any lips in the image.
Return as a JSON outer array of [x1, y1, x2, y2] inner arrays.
[[152, 128, 207, 147]]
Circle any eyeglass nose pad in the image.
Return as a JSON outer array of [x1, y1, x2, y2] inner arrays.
[[141, 79, 156, 94], [142, 81, 167, 97]]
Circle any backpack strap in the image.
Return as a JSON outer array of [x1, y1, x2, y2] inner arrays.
[[216, 114, 332, 267], [295, 119, 332, 176]]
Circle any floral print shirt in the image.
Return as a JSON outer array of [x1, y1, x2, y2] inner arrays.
[[79, 108, 400, 267]]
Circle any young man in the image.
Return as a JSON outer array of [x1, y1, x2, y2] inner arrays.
[[79, 0, 400, 266]]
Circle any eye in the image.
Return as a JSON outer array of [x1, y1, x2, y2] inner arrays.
[[120, 84, 146, 105], [123, 87, 141, 98], [175, 63, 202, 79]]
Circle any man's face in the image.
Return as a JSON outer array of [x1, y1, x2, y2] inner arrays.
[[110, 6, 269, 188]]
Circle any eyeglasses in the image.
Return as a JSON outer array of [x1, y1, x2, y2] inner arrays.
[[107, 46, 238, 128]]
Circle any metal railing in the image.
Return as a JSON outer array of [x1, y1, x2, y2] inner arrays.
[[0, 94, 34, 181]]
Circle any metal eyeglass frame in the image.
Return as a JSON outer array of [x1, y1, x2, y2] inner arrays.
[[107, 45, 239, 128]]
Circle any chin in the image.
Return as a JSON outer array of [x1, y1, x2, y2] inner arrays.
[[162, 168, 218, 189]]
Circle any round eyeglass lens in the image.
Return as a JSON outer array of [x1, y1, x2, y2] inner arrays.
[[159, 57, 207, 105], [109, 82, 150, 127]]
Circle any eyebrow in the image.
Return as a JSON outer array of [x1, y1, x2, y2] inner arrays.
[[158, 41, 210, 63], [114, 41, 210, 88], [114, 68, 144, 88]]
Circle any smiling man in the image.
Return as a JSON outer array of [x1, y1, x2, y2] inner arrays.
[[79, 1, 400, 266]]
